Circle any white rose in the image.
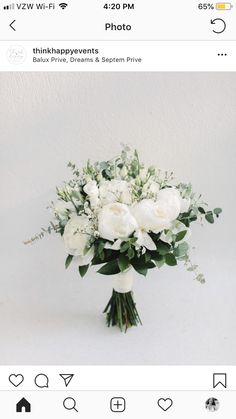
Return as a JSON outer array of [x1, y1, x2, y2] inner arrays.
[[98, 202, 137, 241], [63, 215, 92, 257], [99, 180, 132, 205], [157, 188, 181, 220], [132, 188, 181, 234], [180, 197, 191, 213], [83, 180, 99, 208], [132, 199, 171, 233]]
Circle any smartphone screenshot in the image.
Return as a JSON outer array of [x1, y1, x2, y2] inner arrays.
[[0, 1, 235, 417]]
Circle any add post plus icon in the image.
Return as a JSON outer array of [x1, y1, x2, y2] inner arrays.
[[60, 374, 74, 387]]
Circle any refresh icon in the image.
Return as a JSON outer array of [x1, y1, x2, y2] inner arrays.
[[211, 18, 226, 34]]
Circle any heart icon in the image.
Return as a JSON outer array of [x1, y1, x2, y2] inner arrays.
[[9, 374, 24, 387], [157, 398, 173, 411]]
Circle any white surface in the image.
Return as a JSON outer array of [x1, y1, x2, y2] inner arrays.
[[0, 72, 236, 365]]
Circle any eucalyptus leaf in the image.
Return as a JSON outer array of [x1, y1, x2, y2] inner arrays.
[[174, 242, 189, 258], [214, 208, 222, 216], [155, 259, 165, 268], [205, 212, 214, 224], [198, 207, 206, 214], [175, 230, 187, 242], [156, 241, 171, 255], [165, 253, 177, 266]]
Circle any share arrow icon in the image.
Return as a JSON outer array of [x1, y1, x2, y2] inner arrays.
[[59, 374, 74, 387]]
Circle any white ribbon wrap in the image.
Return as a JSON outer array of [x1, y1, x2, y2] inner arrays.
[[113, 267, 134, 293]]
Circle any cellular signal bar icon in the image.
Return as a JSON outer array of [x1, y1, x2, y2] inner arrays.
[[3, 3, 14, 9]]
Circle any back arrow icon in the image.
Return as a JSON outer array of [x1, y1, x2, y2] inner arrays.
[[10, 20, 16, 31], [211, 18, 226, 34]]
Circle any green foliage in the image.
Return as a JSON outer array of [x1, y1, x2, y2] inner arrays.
[[156, 241, 171, 255], [127, 247, 135, 259], [199, 207, 222, 224], [65, 254, 73, 269], [175, 230, 187, 242], [131, 256, 155, 276], [118, 254, 130, 272], [165, 253, 177, 266], [79, 265, 89, 278], [120, 242, 130, 253], [179, 209, 198, 227], [97, 259, 120, 275], [205, 212, 215, 224], [24, 222, 59, 245], [174, 242, 189, 258], [155, 258, 165, 268], [198, 206, 206, 214], [214, 208, 222, 217], [27, 146, 223, 287]]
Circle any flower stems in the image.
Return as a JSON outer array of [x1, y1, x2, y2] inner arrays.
[[103, 290, 142, 332]]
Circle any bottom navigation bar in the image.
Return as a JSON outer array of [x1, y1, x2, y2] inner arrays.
[[0, 390, 235, 418]]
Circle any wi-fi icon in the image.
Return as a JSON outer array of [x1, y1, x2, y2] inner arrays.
[[59, 2, 68, 9]]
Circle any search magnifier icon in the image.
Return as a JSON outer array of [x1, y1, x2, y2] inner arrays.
[[63, 397, 78, 412]]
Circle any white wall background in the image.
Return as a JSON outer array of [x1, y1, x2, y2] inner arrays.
[[0, 72, 235, 365]]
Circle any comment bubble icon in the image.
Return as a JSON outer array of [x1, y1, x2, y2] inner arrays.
[[34, 374, 49, 389]]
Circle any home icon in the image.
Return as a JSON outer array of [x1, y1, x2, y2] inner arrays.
[[16, 398, 31, 413]]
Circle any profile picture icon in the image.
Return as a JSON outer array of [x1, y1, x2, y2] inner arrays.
[[205, 398, 220, 412]]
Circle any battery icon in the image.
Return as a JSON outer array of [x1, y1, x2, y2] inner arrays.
[[215, 2, 233, 9]]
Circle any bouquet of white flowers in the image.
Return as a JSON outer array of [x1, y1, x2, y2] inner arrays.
[[26, 147, 222, 332]]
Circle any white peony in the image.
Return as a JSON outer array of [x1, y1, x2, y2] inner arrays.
[[132, 199, 170, 233], [157, 188, 181, 220], [98, 202, 137, 241], [180, 197, 191, 213], [83, 180, 99, 208], [63, 214, 93, 258], [99, 180, 132, 205], [132, 188, 181, 234]]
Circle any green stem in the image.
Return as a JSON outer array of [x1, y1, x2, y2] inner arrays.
[[103, 290, 142, 332]]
